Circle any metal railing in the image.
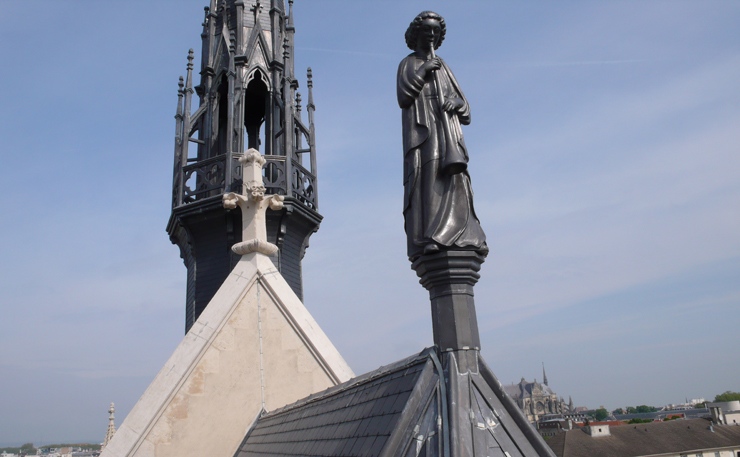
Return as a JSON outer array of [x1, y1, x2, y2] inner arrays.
[[176, 153, 316, 210]]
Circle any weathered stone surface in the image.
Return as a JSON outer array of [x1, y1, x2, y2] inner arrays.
[[101, 253, 353, 457]]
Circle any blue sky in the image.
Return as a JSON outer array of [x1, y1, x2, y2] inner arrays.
[[1, 0, 738, 446]]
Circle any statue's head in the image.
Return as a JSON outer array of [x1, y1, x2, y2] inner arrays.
[[405, 11, 446, 51]]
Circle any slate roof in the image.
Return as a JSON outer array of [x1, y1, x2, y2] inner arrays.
[[235, 348, 556, 457], [546, 418, 740, 457], [235, 349, 435, 456]]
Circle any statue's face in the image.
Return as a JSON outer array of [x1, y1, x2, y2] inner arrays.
[[416, 18, 442, 51]]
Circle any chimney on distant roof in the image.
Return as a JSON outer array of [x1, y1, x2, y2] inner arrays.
[[585, 425, 610, 437]]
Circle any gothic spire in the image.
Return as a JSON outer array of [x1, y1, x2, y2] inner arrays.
[[542, 361, 549, 386], [102, 402, 116, 450]]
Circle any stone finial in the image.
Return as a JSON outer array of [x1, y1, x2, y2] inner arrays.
[[251, 0, 263, 20], [102, 402, 117, 450], [223, 149, 284, 256]]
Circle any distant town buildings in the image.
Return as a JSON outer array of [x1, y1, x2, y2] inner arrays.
[[0, 446, 99, 457], [613, 407, 710, 423], [708, 401, 740, 426], [546, 418, 740, 457], [660, 398, 706, 411], [539, 400, 740, 457]]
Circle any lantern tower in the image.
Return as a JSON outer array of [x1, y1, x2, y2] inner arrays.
[[167, 0, 320, 331]]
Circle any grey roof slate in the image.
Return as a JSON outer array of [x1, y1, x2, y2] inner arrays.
[[235, 348, 555, 456], [236, 349, 433, 457]]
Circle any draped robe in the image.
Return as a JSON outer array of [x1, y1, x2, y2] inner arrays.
[[397, 52, 486, 261]]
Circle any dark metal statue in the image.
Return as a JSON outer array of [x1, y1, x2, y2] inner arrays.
[[398, 11, 487, 262]]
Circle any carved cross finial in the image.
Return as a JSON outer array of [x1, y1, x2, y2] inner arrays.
[[250, 1, 263, 21], [223, 149, 284, 256]]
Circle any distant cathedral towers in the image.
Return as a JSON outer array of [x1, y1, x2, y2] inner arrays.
[[503, 365, 571, 423], [167, 0, 321, 331]]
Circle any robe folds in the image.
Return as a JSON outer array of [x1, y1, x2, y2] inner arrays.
[[397, 52, 486, 261]]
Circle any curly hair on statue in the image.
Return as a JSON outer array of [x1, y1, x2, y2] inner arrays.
[[404, 11, 446, 50]]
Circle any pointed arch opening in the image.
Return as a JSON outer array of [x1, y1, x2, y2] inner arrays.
[[244, 68, 269, 151]]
